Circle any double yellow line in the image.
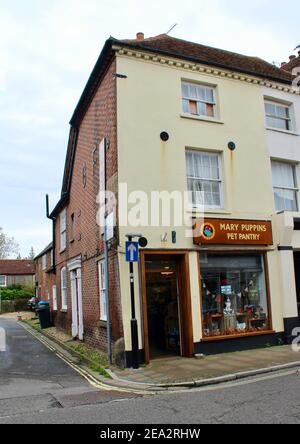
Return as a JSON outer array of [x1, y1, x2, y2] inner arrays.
[[21, 323, 156, 396]]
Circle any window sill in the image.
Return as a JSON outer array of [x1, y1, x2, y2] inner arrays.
[[201, 330, 275, 342], [266, 127, 299, 136], [180, 113, 224, 124], [188, 208, 231, 215]]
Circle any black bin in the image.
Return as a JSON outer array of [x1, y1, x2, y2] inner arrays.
[[37, 302, 52, 329]]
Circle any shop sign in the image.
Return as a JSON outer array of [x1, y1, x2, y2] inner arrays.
[[193, 218, 273, 246]]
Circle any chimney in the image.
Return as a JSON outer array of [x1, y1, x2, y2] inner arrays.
[[289, 55, 296, 61], [281, 62, 287, 67], [136, 32, 144, 41]]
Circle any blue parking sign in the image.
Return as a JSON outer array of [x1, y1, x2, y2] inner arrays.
[[126, 242, 139, 263]]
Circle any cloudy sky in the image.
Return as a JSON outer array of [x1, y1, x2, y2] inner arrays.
[[0, 0, 299, 257]]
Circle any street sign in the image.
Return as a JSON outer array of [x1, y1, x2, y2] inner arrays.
[[106, 212, 114, 241], [126, 241, 139, 263]]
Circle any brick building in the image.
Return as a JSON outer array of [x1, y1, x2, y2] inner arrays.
[[47, 33, 299, 367], [35, 243, 56, 307]]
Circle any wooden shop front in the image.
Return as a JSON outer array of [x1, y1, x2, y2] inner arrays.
[[194, 218, 274, 343]]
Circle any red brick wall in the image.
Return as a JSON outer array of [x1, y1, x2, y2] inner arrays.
[[35, 250, 56, 306], [53, 57, 123, 349]]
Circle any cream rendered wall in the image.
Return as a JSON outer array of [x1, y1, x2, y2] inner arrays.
[[263, 87, 300, 321], [116, 53, 283, 351]]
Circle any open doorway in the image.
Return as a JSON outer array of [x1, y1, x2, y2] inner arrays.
[[146, 261, 181, 358], [141, 252, 194, 363]]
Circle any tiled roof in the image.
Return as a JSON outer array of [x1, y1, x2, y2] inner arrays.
[[282, 56, 300, 73], [119, 34, 293, 83], [0, 260, 35, 275], [34, 242, 53, 260]]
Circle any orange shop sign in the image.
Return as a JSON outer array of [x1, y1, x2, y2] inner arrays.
[[193, 218, 273, 246]]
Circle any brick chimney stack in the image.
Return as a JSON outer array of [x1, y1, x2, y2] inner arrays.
[[136, 32, 145, 41], [289, 55, 296, 61]]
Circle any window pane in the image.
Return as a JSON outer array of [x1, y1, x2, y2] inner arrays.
[[265, 103, 275, 115], [200, 254, 269, 338], [266, 116, 286, 130], [274, 189, 297, 212], [276, 104, 289, 119], [182, 99, 189, 113], [196, 85, 206, 101], [205, 88, 214, 103], [272, 161, 295, 188], [197, 101, 206, 116], [181, 83, 189, 97]]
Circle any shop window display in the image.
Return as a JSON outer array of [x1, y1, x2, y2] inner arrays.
[[200, 254, 270, 338]]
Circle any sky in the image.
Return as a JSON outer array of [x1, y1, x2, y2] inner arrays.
[[0, 0, 299, 258]]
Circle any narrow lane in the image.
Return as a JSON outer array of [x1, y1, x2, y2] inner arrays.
[[0, 317, 136, 420]]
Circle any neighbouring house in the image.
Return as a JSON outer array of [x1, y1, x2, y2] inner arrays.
[[46, 32, 300, 367], [0, 260, 35, 288], [35, 243, 56, 309]]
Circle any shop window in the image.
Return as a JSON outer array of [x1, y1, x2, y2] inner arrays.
[[271, 161, 298, 212], [265, 100, 292, 131], [182, 82, 216, 118], [200, 254, 270, 338], [186, 150, 223, 208]]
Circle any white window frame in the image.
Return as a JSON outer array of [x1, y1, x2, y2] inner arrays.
[[0, 275, 7, 287], [52, 285, 58, 311], [42, 254, 47, 271], [271, 160, 298, 212], [265, 100, 293, 132], [182, 81, 217, 119], [61, 267, 68, 311], [98, 260, 107, 322], [186, 150, 223, 209], [60, 209, 67, 252]]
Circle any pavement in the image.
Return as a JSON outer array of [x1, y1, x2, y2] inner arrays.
[[112, 345, 300, 387], [1, 315, 300, 424]]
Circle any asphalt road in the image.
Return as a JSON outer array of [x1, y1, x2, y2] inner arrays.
[[1, 317, 300, 424]]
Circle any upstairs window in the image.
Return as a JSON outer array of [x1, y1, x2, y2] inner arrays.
[[186, 150, 223, 209], [42, 254, 47, 271], [265, 101, 292, 131], [272, 161, 298, 212], [182, 82, 216, 118], [60, 209, 67, 251]]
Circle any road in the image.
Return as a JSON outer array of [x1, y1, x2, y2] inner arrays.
[[0, 317, 300, 424]]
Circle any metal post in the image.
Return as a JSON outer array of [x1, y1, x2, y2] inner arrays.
[[128, 235, 139, 369]]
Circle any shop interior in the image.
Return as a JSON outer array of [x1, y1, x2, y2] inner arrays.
[[145, 260, 181, 358]]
